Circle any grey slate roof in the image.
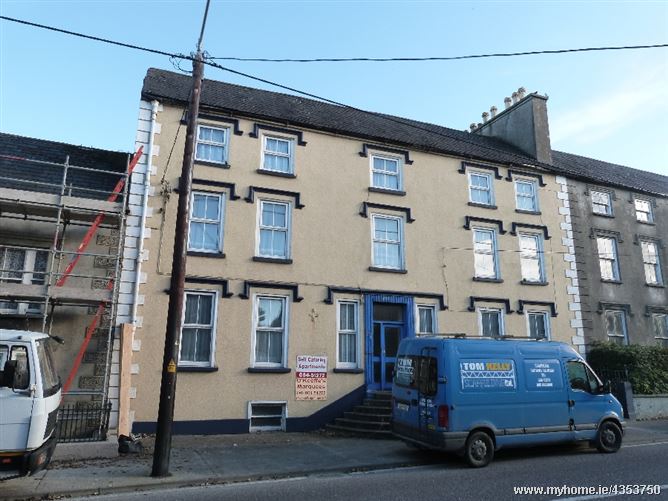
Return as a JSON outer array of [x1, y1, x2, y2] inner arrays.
[[0, 133, 130, 200], [551, 150, 668, 197], [142, 68, 667, 197]]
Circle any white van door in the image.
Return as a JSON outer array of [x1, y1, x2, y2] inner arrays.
[[0, 344, 35, 452]]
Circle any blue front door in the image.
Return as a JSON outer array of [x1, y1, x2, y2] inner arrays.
[[371, 322, 402, 391], [368, 302, 407, 391]]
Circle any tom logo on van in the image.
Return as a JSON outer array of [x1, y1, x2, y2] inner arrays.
[[460, 359, 516, 390]]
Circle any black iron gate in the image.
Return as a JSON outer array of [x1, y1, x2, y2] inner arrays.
[[56, 401, 112, 443]]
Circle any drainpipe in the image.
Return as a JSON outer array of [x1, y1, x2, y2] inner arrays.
[[131, 99, 159, 326]]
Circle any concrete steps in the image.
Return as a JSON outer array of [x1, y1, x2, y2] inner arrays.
[[326, 391, 393, 438]]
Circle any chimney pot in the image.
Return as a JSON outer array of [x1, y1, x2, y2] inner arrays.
[[518, 87, 526, 99], [490, 106, 498, 118], [482, 112, 489, 123], [504, 97, 512, 109], [478, 123, 483, 128], [470, 123, 477, 132], [512, 92, 519, 104]]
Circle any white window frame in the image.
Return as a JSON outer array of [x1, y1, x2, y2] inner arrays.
[[634, 198, 654, 223], [526, 310, 551, 340], [415, 304, 438, 335], [261, 135, 294, 174], [195, 124, 229, 165], [591, 190, 613, 216], [652, 313, 668, 345], [472, 227, 500, 279], [370, 153, 403, 192], [604, 309, 628, 345], [596, 236, 620, 281], [248, 401, 287, 432], [371, 213, 405, 270], [477, 307, 505, 338], [641, 240, 663, 286], [251, 294, 289, 368], [256, 200, 291, 259], [188, 191, 225, 253], [468, 170, 494, 206], [518, 233, 545, 283], [514, 178, 539, 212], [336, 300, 360, 369], [0, 246, 48, 315], [178, 290, 218, 367]]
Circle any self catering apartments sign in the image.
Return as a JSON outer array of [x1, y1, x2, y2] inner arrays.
[[296, 355, 327, 401]]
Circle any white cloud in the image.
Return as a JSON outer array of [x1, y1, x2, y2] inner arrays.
[[550, 66, 668, 147]]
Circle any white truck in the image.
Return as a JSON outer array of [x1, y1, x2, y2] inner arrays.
[[0, 329, 61, 479]]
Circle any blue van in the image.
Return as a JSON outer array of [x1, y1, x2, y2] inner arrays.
[[391, 337, 624, 467]]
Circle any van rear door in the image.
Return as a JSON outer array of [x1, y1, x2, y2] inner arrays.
[[393, 345, 442, 436]]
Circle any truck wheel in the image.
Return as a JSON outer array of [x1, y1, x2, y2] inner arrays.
[[596, 421, 622, 453], [464, 431, 494, 467]]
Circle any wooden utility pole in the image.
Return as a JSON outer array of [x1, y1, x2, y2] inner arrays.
[[151, 45, 206, 478]]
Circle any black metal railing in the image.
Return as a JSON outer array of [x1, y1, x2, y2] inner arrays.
[[595, 366, 630, 384], [56, 401, 112, 443]]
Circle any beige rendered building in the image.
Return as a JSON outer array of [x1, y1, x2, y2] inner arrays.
[[126, 69, 581, 434]]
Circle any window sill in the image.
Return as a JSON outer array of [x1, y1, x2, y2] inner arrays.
[[368, 266, 407, 274], [368, 187, 406, 196], [256, 169, 296, 179], [468, 202, 497, 210], [333, 368, 364, 374], [637, 220, 656, 226], [521, 280, 549, 286], [473, 277, 503, 283], [592, 212, 614, 218], [646, 283, 665, 288], [187, 251, 225, 258], [253, 256, 293, 264], [247, 367, 292, 374], [515, 209, 542, 215], [601, 279, 622, 285], [195, 160, 231, 169], [178, 366, 219, 372]]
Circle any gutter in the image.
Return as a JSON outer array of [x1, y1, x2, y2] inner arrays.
[[131, 99, 159, 326]]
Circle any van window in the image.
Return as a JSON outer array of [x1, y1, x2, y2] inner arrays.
[[567, 361, 599, 393], [417, 356, 438, 397], [36, 340, 60, 398], [0, 346, 30, 390], [395, 354, 438, 396]]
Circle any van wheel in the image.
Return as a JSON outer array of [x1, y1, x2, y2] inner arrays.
[[596, 421, 622, 453], [464, 431, 494, 467]]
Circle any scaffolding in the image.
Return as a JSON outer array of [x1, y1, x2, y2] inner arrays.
[[0, 152, 132, 404]]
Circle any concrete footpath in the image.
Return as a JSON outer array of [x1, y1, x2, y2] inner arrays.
[[3, 420, 668, 500]]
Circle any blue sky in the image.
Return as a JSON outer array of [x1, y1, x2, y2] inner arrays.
[[1, 1, 666, 175]]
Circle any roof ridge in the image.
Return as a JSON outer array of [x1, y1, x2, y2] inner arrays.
[[0, 131, 131, 157]]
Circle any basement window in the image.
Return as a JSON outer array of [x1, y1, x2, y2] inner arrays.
[[249, 402, 286, 432]]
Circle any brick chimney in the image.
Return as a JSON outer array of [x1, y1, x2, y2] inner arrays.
[[472, 87, 552, 165]]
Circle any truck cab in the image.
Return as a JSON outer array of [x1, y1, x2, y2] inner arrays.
[[0, 329, 61, 478]]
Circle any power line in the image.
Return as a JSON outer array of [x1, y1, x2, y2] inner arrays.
[[0, 14, 541, 166], [2, 14, 664, 172], [0, 15, 187, 60], [208, 44, 668, 63]]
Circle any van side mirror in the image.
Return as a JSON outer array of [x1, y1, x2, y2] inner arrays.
[[601, 380, 611, 394]]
